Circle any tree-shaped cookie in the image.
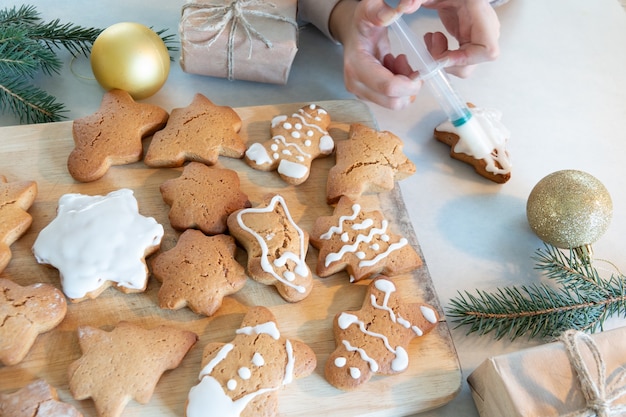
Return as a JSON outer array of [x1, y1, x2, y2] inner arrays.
[[159, 162, 251, 234], [144, 93, 245, 167], [67, 321, 197, 417], [0, 176, 37, 273], [227, 194, 313, 302], [186, 306, 316, 417], [0, 279, 67, 366], [244, 103, 334, 185], [310, 196, 422, 282], [326, 123, 416, 204], [151, 229, 247, 316], [325, 277, 439, 390], [0, 379, 83, 417], [68, 89, 168, 182]]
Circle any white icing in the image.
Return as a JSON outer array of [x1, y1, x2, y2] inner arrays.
[[245, 142, 272, 165], [334, 357, 347, 367], [235, 195, 309, 294], [238, 367, 251, 380], [32, 189, 164, 299], [391, 346, 409, 372], [227, 379, 237, 390], [349, 367, 361, 379], [236, 321, 280, 340], [436, 106, 512, 175], [421, 306, 438, 324], [278, 159, 308, 180], [252, 353, 265, 367], [342, 340, 379, 372]]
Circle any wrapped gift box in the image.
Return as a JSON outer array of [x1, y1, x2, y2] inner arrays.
[[467, 327, 626, 417], [179, 0, 298, 84]]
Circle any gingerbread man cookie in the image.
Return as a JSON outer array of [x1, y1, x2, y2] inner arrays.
[[144, 93, 245, 168], [244, 103, 334, 185], [326, 123, 416, 204], [68, 89, 168, 182], [151, 229, 247, 316], [310, 196, 422, 282], [186, 306, 316, 417], [325, 277, 439, 390], [0, 176, 37, 273], [68, 321, 197, 417], [159, 162, 251, 234], [0, 379, 82, 417]]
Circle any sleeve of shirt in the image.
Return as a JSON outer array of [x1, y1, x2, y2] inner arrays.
[[298, 0, 343, 41]]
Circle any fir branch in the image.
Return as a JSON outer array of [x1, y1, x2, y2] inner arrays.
[[0, 75, 66, 123], [447, 244, 626, 341], [0, 4, 40, 27], [0, 26, 61, 76]]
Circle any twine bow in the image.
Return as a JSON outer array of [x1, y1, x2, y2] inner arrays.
[[560, 330, 626, 417], [181, 0, 297, 80]]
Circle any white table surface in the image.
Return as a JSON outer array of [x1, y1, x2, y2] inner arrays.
[[2, 1, 626, 416]]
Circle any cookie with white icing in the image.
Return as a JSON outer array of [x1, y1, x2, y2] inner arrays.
[[310, 196, 422, 282], [32, 189, 164, 302], [226, 194, 313, 302], [433, 103, 512, 184], [325, 277, 439, 391], [186, 306, 316, 417], [0, 379, 83, 417], [244, 103, 334, 185], [326, 123, 415, 204]]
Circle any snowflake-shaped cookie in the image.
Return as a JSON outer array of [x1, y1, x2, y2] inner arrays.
[[310, 196, 422, 282], [159, 162, 251, 234], [325, 277, 439, 390], [0, 176, 37, 273], [244, 104, 334, 185], [144, 94, 245, 167], [151, 229, 247, 316], [326, 123, 416, 204], [68, 89, 168, 182], [186, 306, 316, 417], [226, 194, 313, 302], [0, 279, 67, 366], [68, 321, 197, 417], [32, 189, 164, 302]]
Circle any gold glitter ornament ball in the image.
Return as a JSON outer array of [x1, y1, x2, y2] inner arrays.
[[90, 22, 170, 100], [526, 170, 612, 249]]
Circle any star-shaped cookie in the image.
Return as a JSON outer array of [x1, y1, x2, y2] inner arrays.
[[0, 278, 67, 366], [326, 123, 416, 204], [244, 103, 335, 185], [159, 162, 251, 234], [186, 306, 316, 417], [68, 321, 197, 417], [68, 89, 169, 182], [151, 229, 247, 316], [0, 176, 37, 273], [226, 194, 313, 302], [325, 277, 439, 390], [0, 379, 83, 417], [310, 196, 422, 282], [144, 94, 245, 167]]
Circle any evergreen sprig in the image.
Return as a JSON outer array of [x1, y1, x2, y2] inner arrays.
[[447, 244, 626, 341], [0, 4, 178, 125]]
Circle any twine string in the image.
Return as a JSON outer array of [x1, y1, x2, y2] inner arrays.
[[181, 0, 297, 80], [560, 330, 626, 417]]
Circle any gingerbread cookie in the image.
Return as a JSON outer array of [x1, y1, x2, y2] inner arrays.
[[325, 277, 439, 390], [434, 104, 512, 183], [226, 194, 313, 302], [244, 103, 334, 185], [68, 321, 197, 417], [68, 89, 168, 182], [326, 123, 415, 204], [144, 93, 245, 168], [0, 379, 82, 417], [186, 306, 316, 417], [0, 278, 67, 366], [159, 162, 251, 234], [32, 189, 164, 302], [0, 176, 37, 273], [151, 229, 247, 316], [310, 196, 422, 282]]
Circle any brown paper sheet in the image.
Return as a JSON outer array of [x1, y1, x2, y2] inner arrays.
[[467, 327, 626, 417], [179, 0, 298, 84]]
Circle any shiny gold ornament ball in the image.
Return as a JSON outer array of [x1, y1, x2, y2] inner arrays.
[[90, 22, 170, 100], [526, 170, 612, 249]]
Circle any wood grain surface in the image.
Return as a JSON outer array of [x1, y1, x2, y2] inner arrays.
[[0, 99, 461, 416]]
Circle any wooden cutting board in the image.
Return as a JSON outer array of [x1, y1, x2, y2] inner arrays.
[[0, 99, 461, 416]]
